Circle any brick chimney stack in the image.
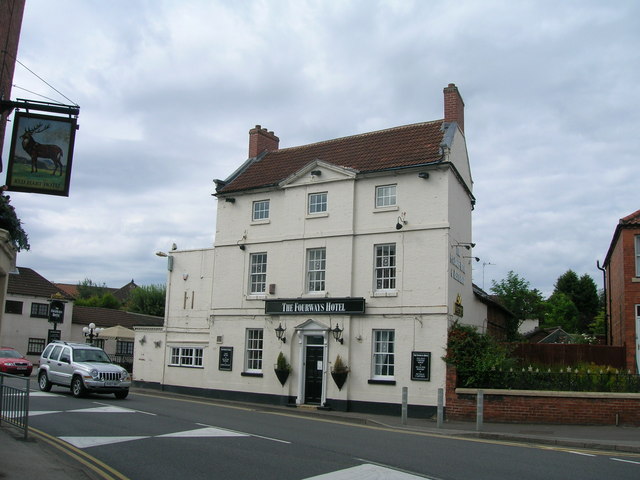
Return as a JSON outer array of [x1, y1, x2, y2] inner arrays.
[[443, 83, 464, 134], [248, 125, 279, 158]]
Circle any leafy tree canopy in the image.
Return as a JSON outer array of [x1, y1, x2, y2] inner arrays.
[[552, 270, 600, 333], [0, 192, 29, 251], [126, 284, 165, 317], [491, 271, 545, 340], [543, 291, 579, 332]]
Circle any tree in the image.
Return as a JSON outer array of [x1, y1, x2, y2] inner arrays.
[[543, 291, 579, 332], [552, 270, 600, 333], [0, 191, 29, 251], [491, 271, 545, 340], [77, 278, 109, 299], [126, 284, 166, 317]]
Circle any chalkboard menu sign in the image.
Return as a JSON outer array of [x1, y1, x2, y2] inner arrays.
[[219, 346, 233, 371], [411, 351, 431, 381]]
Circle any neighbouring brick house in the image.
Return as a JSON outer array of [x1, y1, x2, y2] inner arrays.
[[603, 208, 640, 374]]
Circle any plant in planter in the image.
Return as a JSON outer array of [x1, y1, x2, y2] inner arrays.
[[330, 355, 350, 390], [274, 352, 291, 386]]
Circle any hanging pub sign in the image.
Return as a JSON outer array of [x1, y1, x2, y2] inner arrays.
[[48, 300, 65, 324], [6, 111, 77, 196]]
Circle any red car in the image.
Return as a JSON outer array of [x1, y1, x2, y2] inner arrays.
[[0, 347, 33, 376]]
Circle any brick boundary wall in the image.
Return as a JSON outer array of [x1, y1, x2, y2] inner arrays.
[[446, 367, 640, 426]]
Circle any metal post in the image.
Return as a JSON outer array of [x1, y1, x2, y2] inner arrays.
[[0, 374, 4, 427], [476, 389, 484, 431], [401, 386, 408, 425], [437, 388, 444, 428]]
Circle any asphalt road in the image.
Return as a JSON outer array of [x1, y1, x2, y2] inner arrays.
[[25, 387, 640, 480]]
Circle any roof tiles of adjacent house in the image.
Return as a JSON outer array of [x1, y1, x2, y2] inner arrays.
[[54, 279, 138, 303], [72, 305, 163, 329], [603, 208, 640, 265], [216, 120, 447, 195], [8, 267, 72, 299]]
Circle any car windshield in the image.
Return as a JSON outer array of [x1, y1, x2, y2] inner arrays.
[[73, 349, 111, 363], [1, 350, 23, 359]]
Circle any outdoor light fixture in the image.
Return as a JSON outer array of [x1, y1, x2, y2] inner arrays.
[[395, 212, 407, 230], [310, 170, 322, 176], [418, 172, 429, 179], [464, 256, 480, 262], [225, 197, 236, 203], [456, 242, 476, 250], [83, 322, 103, 345], [331, 324, 344, 344], [275, 323, 286, 343], [155, 251, 168, 257], [238, 244, 246, 250]]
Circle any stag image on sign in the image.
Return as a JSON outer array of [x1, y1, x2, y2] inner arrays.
[[6, 112, 77, 196]]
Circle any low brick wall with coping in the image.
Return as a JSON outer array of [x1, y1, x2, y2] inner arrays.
[[446, 367, 640, 426]]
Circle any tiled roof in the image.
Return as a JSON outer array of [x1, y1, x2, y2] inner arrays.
[[620, 209, 640, 225], [72, 305, 163, 329], [218, 121, 445, 194], [54, 280, 138, 302], [8, 267, 72, 299]]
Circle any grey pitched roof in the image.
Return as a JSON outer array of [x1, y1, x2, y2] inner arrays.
[[7, 267, 72, 299]]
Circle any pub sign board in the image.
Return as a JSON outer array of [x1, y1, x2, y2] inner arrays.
[[47, 329, 61, 344], [411, 351, 431, 381], [48, 300, 65, 324], [265, 297, 365, 315], [6, 112, 77, 196], [219, 346, 233, 371]]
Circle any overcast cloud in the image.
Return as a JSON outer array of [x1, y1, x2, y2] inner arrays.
[[2, 0, 638, 296]]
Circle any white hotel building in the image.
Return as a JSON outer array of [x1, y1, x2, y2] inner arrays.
[[134, 84, 500, 416]]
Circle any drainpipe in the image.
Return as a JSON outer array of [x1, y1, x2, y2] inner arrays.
[[596, 260, 609, 345]]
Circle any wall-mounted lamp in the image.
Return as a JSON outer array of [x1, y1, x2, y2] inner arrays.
[[456, 242, 476, 250], [331, 324, 344, 344], [275, 323, 286, 343], [155, 251, 174, 271], [238, 244, 246, 250], [396, 212, 407, 230], [418, 172, 430, 179], [464, 256, 480, 262], [310, 170, 322, 176], [225, 197, 236, 203]]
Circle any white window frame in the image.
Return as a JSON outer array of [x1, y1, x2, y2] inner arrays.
[[372, 329, 395, 379], [249, 252, 268, 294], [308, 192, 328, 215], [245, 329, 263, 373], [252, 200, 270, 221], [170, 346, 204, 368], [306, 248, 326, 292], [374, 243, 396, 291], [375, 184, 397, 208]]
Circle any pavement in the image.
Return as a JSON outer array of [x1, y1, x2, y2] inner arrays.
[[1, 386, 640, 480]]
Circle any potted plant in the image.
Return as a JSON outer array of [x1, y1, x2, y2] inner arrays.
[[274, 352, 291, 386], [331, 355, 349, 390]]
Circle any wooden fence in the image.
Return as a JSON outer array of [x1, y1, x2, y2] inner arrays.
[[507, 343, 626, 369]]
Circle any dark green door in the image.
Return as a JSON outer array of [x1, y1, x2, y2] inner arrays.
[[304, 336, 324, 404]]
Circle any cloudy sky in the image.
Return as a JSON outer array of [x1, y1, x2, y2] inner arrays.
[[2, 0, 638, 296]]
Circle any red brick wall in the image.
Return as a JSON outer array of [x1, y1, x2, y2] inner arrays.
[[446, 367, 640, 426]]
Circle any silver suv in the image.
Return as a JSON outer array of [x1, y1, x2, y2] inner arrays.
[[38, 341, 131, 399]]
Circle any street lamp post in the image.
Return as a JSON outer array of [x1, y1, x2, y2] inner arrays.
[[83, 322, 103, 345]]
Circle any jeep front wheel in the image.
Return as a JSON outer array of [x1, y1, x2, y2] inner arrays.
[[38, 372, 52, 392], [71, 376, 87, 398], [114, 390, 129, 399]]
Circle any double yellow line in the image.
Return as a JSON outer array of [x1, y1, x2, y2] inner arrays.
[[29, 427, 129, 480]]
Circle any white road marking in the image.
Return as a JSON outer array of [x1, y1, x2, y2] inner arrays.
[[304, 464, 432, 479], [157, 427, 249, 438], [568, 451, 596, 457], [66, 406, 137, 414], [60, 436, 150, 448], [195, 422, 290, 444], [611, 458, 640, 465]]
